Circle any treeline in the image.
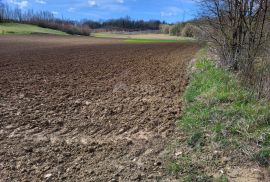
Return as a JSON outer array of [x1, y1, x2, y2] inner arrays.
[[0, 2, 91, 35], [159, 21, 202, 38], [83, 17, 163, 31], [0, 2, 163, 35]]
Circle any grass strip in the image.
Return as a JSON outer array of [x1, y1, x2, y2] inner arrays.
[[166, 49, 270, 181], [125, 38, 195, 43], [0, 23, 67, 35]]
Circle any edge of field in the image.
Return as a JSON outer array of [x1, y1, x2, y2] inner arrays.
[[165, 48, 270, 181], [0, 23, 68, 36], [0, 24, 195, 43], [91, 32, 195, 43]]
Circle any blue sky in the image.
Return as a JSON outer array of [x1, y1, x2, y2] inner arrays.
[[3, 0, 198, 23]]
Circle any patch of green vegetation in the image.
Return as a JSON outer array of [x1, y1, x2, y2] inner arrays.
[[183, 174, 213, 182], [0, 23, 68, 35], [166, 48, 270, 180], [214, 175, 229, 182], [166, 155, 213, 181], [125, 38, 194, 43], [263, 133, 270, 146], [92, 32, 127, 38], [178, 48, 270, 163], [254, 148, 270, 167], [187, 132, 206, 148], [180, 53, 270, 136], [92, 32, 196, 42], [166, 161, 181, 175]]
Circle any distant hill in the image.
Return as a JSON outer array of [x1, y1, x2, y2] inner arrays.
[[0, 23, 68, 36]]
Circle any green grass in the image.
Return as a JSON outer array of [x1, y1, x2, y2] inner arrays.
[[92, 32, 196, 43], [180, 53, 270, 145], [125, 38, 194, 43], [92, 33, 126, 38], [254, 148, 270, 166], [0, 23, 68, 35], [166, 155, 213, 181], [166, 48, 270, 180]]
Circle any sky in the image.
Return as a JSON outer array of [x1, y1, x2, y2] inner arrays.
[[3, 0, 198, 23]]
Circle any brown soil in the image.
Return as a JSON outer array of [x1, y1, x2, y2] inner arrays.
[[0, 35, 200, 181]]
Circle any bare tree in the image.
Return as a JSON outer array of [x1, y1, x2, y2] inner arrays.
[[199, 0, 269, 75], [0, 0, 4, 22], [14, 7, 22, 22]]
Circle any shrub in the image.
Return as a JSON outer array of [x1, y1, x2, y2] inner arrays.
[[181, 24, 195, 37], [170, 23, 184, 36], [181, 24, 202, 38], [159, 24, 171, 34], [198, 0, 270, 100], [253, 42, 270, 99]]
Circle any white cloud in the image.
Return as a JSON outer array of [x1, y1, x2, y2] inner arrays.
[[88, 0, 97, 7], [88, 0, 125, 7], [161, 7, 182, 17], [116, 0, 124, 3], [52, 11, 59, 15], [86, 0, 128, 12], [8, 0, 28, 9], [35, 0, 46, 4], [68, 7, 75, 12]]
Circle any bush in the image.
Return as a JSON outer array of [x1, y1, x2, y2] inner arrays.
[[181, 24, 194, 37], [159, 24, 171, 34], [170, 23, 184, 36], [168, 23, 203, 38], [181, 23, 202, 38], [252, 41, 270, 99], [197, 0, 270, 100]]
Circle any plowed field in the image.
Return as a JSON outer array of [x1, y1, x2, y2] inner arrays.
[[0, 35, 200, 181]]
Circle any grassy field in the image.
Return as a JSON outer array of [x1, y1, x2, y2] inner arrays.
[[0, 24, 194, 43], [92, 32, 195, 42], [0, 23, 68, 35], [92, 32, 128, 38], [125, 38, 195, 43], [166, 49, 270, 181]]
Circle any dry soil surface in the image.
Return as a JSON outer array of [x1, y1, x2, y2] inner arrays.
[[0, 35, 200, 181]]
